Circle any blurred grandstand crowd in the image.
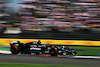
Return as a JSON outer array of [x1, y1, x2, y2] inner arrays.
[[0, 0, 100, 32]]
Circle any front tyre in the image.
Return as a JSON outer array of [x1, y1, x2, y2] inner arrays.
[[50, 48, 57, 56]]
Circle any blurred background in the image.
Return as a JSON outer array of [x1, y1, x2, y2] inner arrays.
[[0, 0, 100, 32]]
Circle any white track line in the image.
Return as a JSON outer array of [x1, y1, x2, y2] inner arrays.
[[71, 56, 100, 59], [0, 50, 11, 54]]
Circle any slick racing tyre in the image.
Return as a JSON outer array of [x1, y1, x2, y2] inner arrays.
[[50, 48, 57, 56], [11, 45, 18, 54], [71, 49, 77, 55]]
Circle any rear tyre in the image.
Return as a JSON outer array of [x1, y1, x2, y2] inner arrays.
[[11, 45, 18, 54]]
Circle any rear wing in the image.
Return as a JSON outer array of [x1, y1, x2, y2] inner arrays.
[[10, 41, 21, 46]]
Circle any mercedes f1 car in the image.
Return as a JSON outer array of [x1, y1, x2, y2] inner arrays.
[[10, 40, 77, 56]]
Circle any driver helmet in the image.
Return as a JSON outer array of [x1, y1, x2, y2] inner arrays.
[[62, 46, 66, 48]]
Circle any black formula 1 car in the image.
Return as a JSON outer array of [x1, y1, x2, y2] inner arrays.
[[10, 40, 77, 56]]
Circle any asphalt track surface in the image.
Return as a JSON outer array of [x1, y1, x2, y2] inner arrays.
[[0, 54, 100, 67]]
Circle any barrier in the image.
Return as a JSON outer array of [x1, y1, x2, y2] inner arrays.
[[0, 38, 100, 46]]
